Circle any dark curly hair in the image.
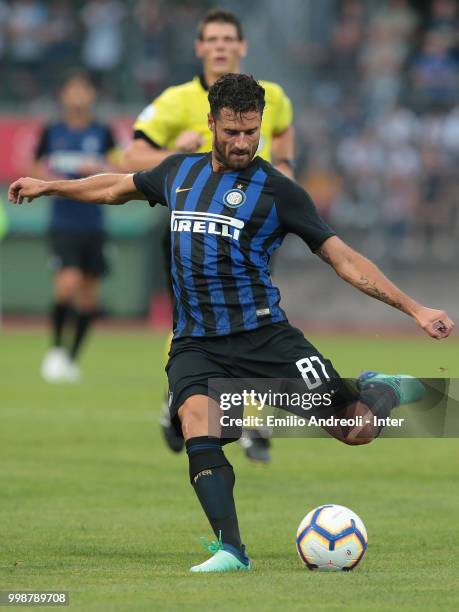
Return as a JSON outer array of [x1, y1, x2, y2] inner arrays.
[[208, 73, 265, 119]]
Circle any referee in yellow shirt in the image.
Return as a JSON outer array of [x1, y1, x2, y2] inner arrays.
[[123, 8, 295, 463]]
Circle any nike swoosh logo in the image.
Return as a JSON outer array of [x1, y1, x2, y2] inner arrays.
[[175, 187, 192, 193]]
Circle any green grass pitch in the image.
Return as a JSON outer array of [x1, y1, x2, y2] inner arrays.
[[1, 328, 458, 611]]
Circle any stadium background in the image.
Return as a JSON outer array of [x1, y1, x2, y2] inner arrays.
[[1, 2, 458, 610]]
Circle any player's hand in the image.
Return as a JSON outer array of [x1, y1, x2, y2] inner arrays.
[[8, 177, 47, 205], [175, 131, 204, 153], [413, 307, 454, 340]]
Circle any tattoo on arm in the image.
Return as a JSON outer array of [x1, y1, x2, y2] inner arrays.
[[357, 276, 403, 310]]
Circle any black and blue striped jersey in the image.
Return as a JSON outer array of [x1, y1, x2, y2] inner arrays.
[[133, 153, 335, 339]]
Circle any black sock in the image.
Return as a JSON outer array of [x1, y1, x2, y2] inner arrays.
[[52, 302, 71, 347], [360, 385, 398, 419], [186, 437, 242, 552], [359, 385, 398, 437], [70, 310, 95, 360]]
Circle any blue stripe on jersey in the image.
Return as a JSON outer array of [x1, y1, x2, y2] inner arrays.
[[203, 171, 239, 335], [170, 156, 205, 335], [230, 167, 268, 329], [249, 203, 285, 322], [179, 161, 213, 336]]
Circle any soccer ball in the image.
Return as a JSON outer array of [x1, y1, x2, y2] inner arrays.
[[296, 504, 367, 571]]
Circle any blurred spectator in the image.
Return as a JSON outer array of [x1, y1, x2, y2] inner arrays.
[[166, 2, 203, 82], [299, 154, 341, 220], [381, 111, 421, 261], [8, 0, 48, 100], [359, 0, 418, 113], [44, 0, 80, 84], [375, 106, 419, 147], [411, 30, 459, 109], [333, 128, 386, 235], [381, 173, 419, 261], [360, 25, 407, 114], [417, 146, 451, 249], [336, 130, 385, 181], [326, 0, 366, 92], [372, 0, 418, 39], [385, 142, 421, 180], [0, 0, 10, 63], [419, 107, 447, 147], [427, 0, 458, 34], [441, 104, 459, 155], [133, 0, 170, 99], [81, 0, 126, 96], [8, 0, 48, 61]]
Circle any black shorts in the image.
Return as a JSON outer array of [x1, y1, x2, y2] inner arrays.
[[49, 230, 108, 278], [166, 322, 357, 437]]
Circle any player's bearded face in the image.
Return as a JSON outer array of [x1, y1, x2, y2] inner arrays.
[[210, 109, 261, 170]]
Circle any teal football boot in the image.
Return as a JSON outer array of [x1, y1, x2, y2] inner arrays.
[[190, 533, 251, 573], [357, 372, 426, 406]]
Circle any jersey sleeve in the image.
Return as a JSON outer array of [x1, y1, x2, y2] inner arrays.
[[272, 85, 293, 135], [274, 176, 335, 252], [133, 87, 185, 148], [34, 125, 51, 160], [133, 155, 178, 207]]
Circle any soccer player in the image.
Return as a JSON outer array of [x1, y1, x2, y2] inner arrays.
[[9, 74, 453, 573], [29, 70, 116, 382], [123, 8, 295, 462]]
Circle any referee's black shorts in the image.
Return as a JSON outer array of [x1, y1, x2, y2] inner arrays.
[[166, 321, 357, 438], [49, 230, 108, 278]]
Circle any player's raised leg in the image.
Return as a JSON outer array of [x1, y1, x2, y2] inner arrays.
[[286, 327, 426, 445], [323, 373, 426, 445], [178, 394, 251, 572]]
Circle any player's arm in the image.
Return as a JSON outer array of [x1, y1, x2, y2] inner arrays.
[[121, 90, 203, 171], [270, 85, 295, 178], [8, 173, 143, 206], [275, 177, 454, 340], [122, 132, 204, 172], [272, 126, 295, 179], [316, 236, 454, 340], [122, 138, 175, 171]]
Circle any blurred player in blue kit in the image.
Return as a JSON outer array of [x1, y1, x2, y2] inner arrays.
[[29, 71, 117, 382]]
